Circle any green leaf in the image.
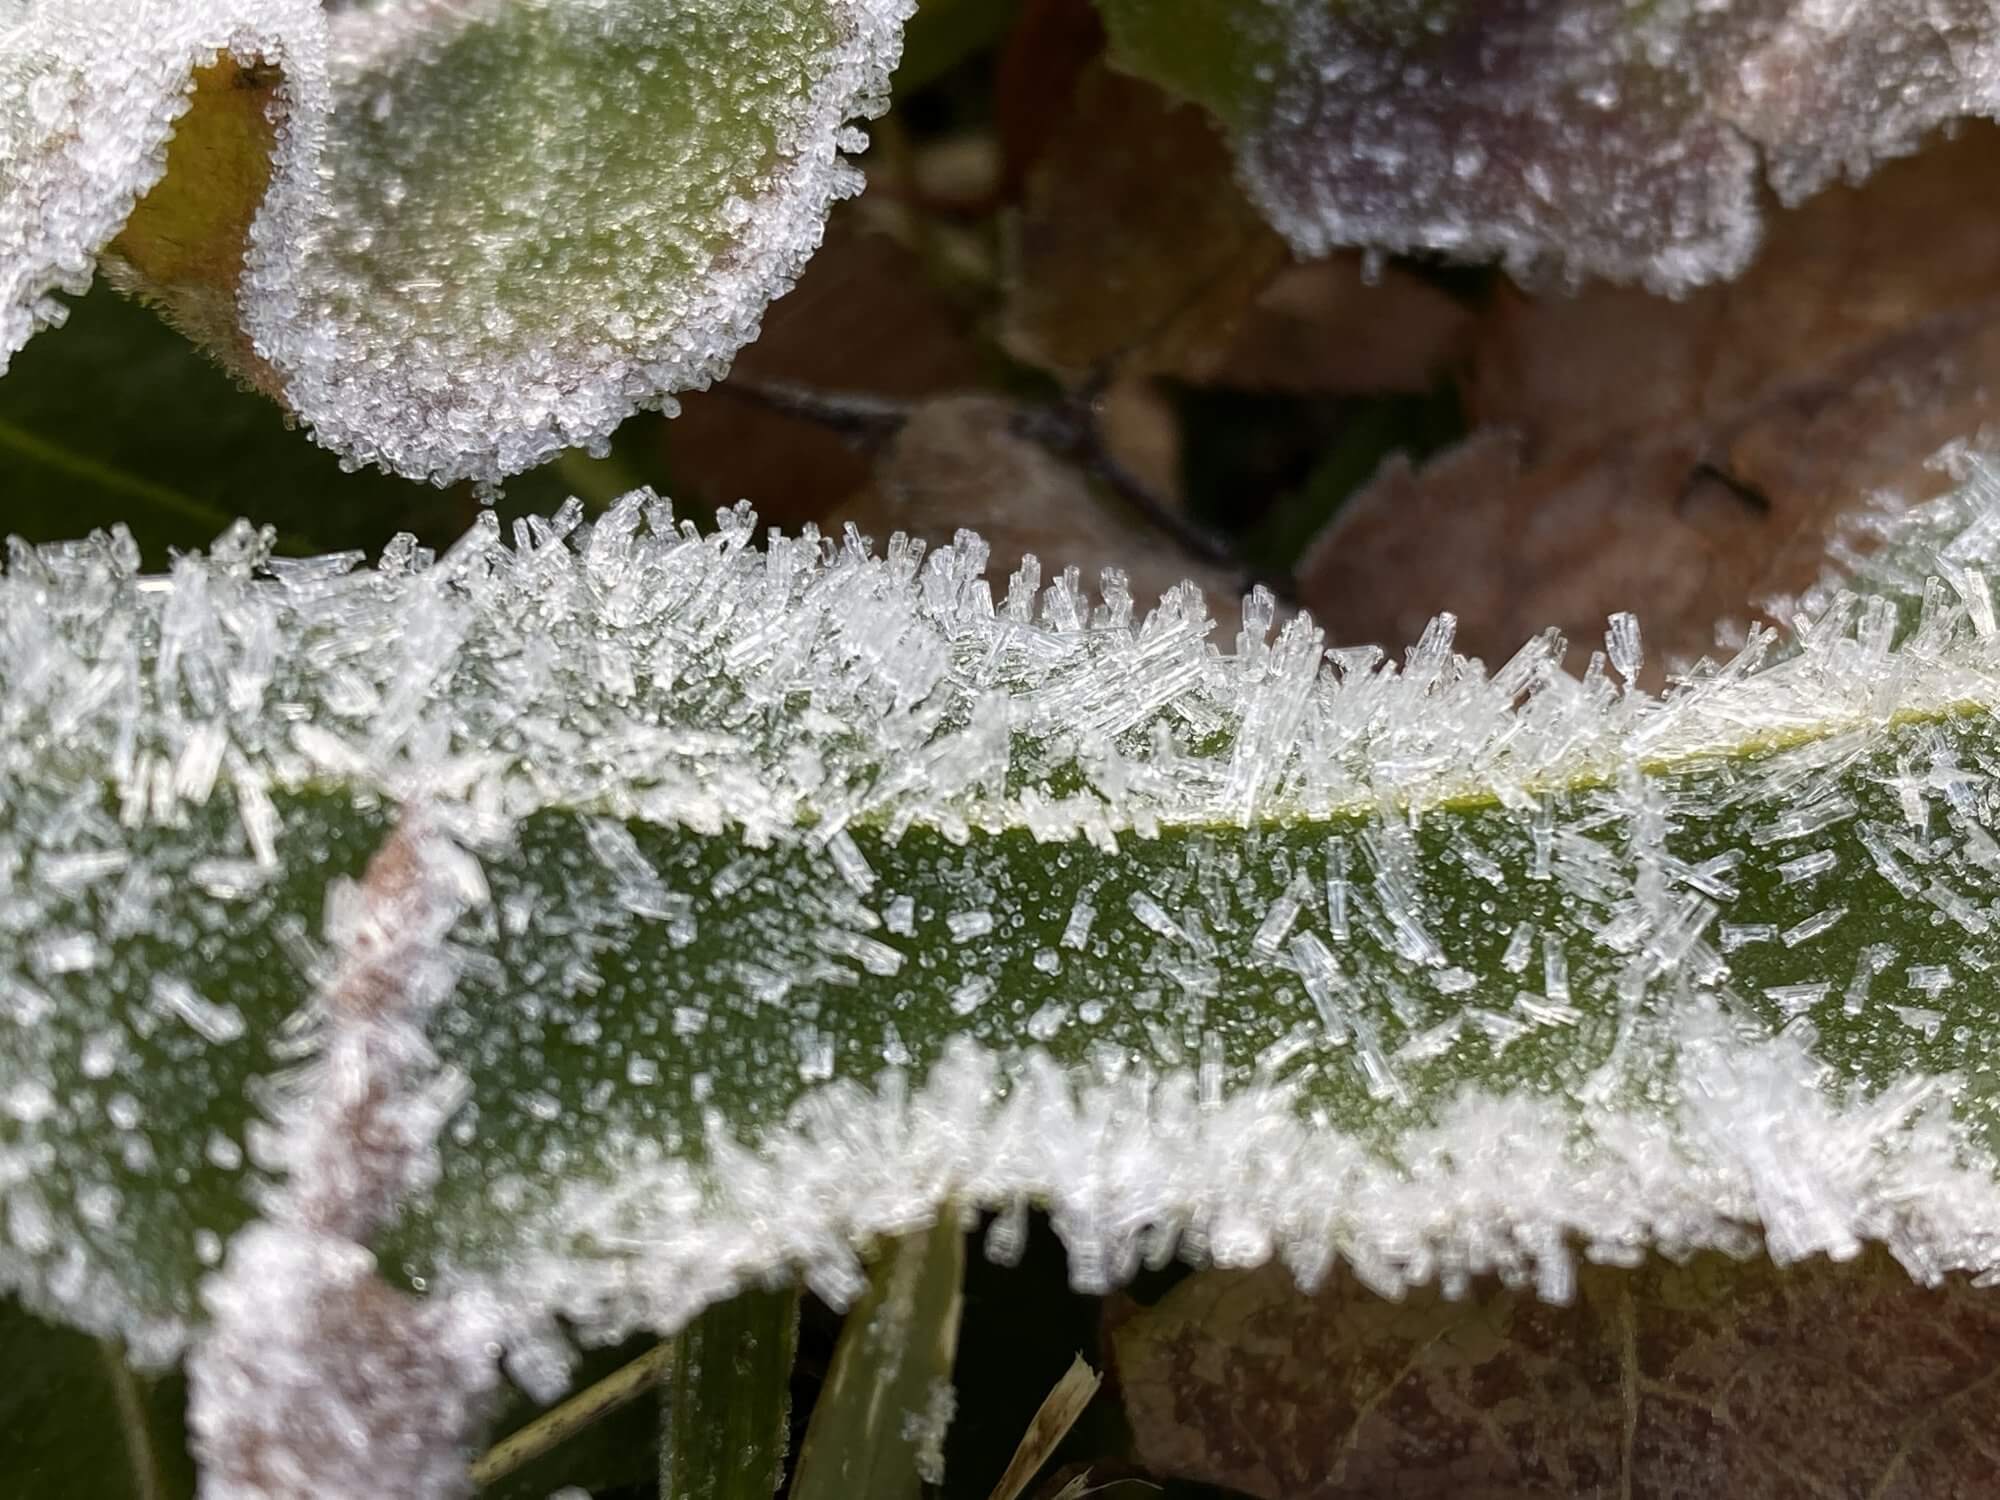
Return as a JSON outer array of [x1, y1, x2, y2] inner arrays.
[[0, 283, 454, 564], [661, 1285, 802, 1500], [1097, 0, 2000, 293], [0, 281, 678, 567], [2, 0, 913, 484], [8, 461, 2000, 1412], [792, 1214, 966, 1500]]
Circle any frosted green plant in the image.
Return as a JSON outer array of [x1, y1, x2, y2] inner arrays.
[[14, 0, 2000, 1493], [5, 457, 2000, 1487], [2, 0, 912, 483]]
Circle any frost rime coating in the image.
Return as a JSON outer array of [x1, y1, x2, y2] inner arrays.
[[0, 0, 326, 358], [1, 0, 913, 483], [189, 822, 504, 1499], [1113, 0, 2000, 294], [10, 464, 2000, 1373]]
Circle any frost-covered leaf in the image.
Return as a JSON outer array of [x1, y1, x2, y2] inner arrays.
[[11, 457, 2000, 1397], [1113, 1249, 2000, 1498], [1, 0, 913, 485], [1098, 0, 2000, 293]]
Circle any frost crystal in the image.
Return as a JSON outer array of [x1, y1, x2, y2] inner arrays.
[[2, 0, 914, 483], [189, 819, 502, 1497], [10, 454, 2000, 1389]]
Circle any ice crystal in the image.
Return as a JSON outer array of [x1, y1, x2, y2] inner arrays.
[[2, 0, 913, 483], [186, 819, 504, 1497], [9, 449, 2000, 1390]]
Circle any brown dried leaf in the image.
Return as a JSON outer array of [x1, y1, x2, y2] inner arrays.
[[661, 206, 984, 535], [999, 62, 1287, 383], [992, 0, 1108, 201], [1176, 255, 1473, 397], [1298, 127, 2000, 673], [830, 394, 1252, 637], [1113, 1249, 2000, 1500]]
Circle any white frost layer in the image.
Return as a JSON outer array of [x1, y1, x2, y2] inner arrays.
[[480, 1015, 2000, 1351], [6, 451, 2000, 1367], [190, 1223, 503, 1500], [0, 0, 327, 355], [4, 466, 1998, 848], [2, 0, 913, 484], [1232, 0, 2000, 293], [189, 822, 498, 1500]]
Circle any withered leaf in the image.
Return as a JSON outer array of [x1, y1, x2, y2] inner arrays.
[[1299, 126, 2000, 674], [831, 393, 1254, 637], [660, 204, 984, 537], [1113, 1249, 2000, 1500], [999, 61, 1287, 382]]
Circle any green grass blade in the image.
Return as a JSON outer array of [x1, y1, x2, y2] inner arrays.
[[0, 1300, 194, 1500], [792, 1214, 966, 1500], [661, 1286, 803, 1500], [7, 470, 2000, 1376]]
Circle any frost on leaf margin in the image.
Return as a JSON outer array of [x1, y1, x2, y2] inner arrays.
[[1099, 0, 2000, 294], [0, 0, 325, 362], [1, 0, 914, 485], [12, 463, 2000, 1373]]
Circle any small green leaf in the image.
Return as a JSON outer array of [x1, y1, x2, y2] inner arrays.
[[661, 1285, 803, 1500], [2, 0, 914, 484], [792, 1214, 966, 1500]]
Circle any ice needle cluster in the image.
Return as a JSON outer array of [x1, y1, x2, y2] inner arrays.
[[7, 457, 2000, 1402], [1, 0, 913, 482]]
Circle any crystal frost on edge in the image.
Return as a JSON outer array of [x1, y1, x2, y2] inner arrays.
[[2, 0, 916, 485]]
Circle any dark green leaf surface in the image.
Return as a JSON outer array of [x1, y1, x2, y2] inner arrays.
[[0, 287, 446, 563], [791, 1214, 966, 1500], [662, 1286, 802, 1500], [0, 1299, 195, 1500]]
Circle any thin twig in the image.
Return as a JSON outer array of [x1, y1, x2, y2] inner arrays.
[[721, 374, 1290, 602], [469, 1339, 674, 1489], [714, 377, 916, 445]]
